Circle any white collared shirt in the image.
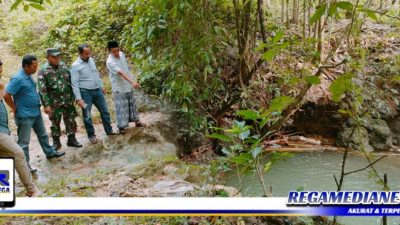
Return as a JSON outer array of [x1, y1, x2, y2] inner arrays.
[[106, 51, 134, 93]]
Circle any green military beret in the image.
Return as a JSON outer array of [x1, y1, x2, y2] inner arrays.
[[46, 48, 62, 56]]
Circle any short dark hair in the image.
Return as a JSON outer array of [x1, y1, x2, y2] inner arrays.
[[22, 55, 37, 68], [78, 43, 90, 53], [107, 41, 119, 50], [0, 59, 3, 66]]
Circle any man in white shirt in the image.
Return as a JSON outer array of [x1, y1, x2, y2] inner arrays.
[[106, 41, 145, 133]]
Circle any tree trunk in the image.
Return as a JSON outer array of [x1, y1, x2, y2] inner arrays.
[[302, 0, 306, 41], [292, 0, 299, 24], [317, 0, 323, 60], [212, 0, 268, 123], [286, 0, 290, 27], [282, 0, 286, 24], [308, 0, 312, 38], [258, 0, 267, 43]]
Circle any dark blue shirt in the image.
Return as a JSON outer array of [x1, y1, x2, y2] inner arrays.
[[0, 100, 9, 134], [6, 69, 41, 117]]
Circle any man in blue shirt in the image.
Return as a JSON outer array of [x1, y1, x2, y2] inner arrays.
[[0, 73, 41, 197], [71, 44, 118, 143], [3, 55, 65, 173]]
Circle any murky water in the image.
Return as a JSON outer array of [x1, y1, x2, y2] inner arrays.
[[225, 151, 400, 225]]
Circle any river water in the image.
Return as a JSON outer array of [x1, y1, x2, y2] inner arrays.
[[225, 151, 400, 225]]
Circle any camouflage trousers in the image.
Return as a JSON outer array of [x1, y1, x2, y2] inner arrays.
[[49, 104, 78, 137]]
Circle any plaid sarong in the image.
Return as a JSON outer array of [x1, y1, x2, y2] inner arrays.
[[113, 91, 139, 129]]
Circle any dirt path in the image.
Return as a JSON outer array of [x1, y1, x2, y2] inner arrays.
[[0, 40, 20, 81]]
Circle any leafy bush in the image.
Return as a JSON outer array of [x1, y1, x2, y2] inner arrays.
[[47, 0, 134, 72], [0, 5, 51, 57], [209, 96, 294, 197], [123, 0, 232, 130]]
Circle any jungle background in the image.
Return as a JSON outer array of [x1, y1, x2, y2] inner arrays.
[[0, 0, 400, 224]]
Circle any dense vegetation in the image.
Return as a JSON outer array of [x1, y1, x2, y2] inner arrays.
[[1, 1, 399, 224], [1, 0, 399, 162], [1, 0, 399, 134]]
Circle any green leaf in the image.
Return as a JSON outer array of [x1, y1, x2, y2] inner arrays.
[[239, 129, 251, 140], [251, 146, 263, 159], [262, 48, 278, 61], [272, 30, 284, 44], [360, 9, 378, 20], [207, 133, 232, 142], [310, 4, 327, 25], [233, 120, 246, 128], [226, 124, 252, 135], [10, 0, 23, 10], [215, 189, 230, 197], [267, 96, 294, 112], [256, 42, 267, 52], [391, 75, 400, 83], [296, 186, 305, 192], [264, 162, 272, 172], [328, 4, 338, 16], [259, 117, 270, 129], [221, 147, 231, 156], [23, 4, 29, 12], [29, 3, 45, 10], [329, 73, 354, 102], [338, 109, 352, 116], [226, 127, 244, 135], [209, 126, 225, 131], [336, 1, 353, 11], [305, 76, 321, 85], [230, 153, 253, 164], [236, 110, 259, 121]]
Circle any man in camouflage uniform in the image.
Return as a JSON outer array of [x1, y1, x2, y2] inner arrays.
[[37, 48, 82, 150]]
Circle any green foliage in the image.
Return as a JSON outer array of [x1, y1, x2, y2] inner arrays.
[[214, 189, 230, 197], [336, 1, 353, 11], [123, 0, 231, 130], [330, 51, 400, 119], [266, 96, 294, 113], [329, 72, 356, 102], [209, 96, 294, 196], [8, 0, 50, 11], [310, 1, 377, 25], [0, 5, 52, 57], [359, 8, 378, 21], [310, 4, 327, 24], [47, 0, 133, 72], [258, 30, 289, 62], [305, 75, 321, 85]]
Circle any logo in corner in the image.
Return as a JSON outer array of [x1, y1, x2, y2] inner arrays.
[[0, 170, 10, 193]]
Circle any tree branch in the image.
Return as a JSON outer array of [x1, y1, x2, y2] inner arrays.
[[344, 155, 387, 176], [373, 10, 400, 20]]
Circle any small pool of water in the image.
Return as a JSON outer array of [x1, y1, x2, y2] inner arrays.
[[225, 151, 400, 225]]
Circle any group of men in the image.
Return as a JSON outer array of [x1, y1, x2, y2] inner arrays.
[[0, 41, 145, 196]]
